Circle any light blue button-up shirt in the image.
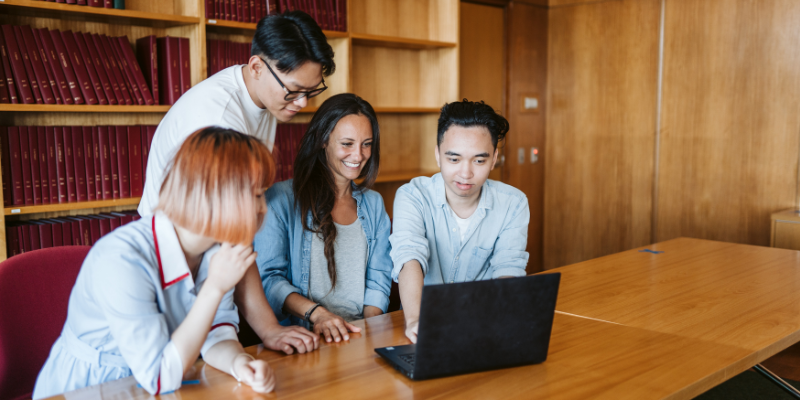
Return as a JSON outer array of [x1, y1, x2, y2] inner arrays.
[[255, 180, 392, 326], [389, 173, 529, 284]]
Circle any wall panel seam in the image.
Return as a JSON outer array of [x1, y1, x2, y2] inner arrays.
[[651, 0, 666, 244]]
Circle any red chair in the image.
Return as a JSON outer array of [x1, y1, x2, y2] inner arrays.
[[0, 246, 90, 400]]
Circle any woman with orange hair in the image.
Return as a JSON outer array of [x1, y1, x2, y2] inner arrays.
[[33, 127, 277, 398]]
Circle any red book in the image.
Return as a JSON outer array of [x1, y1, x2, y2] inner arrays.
[[252, 0, 260, 22], [178, 37, 191, 95], [19, 26, 56, 104], [6, 224, 20, 257], [79, 32, 116, 104], [13, 26, 44, 104], [157, 36, 180, 105], [108, 127, 120, 199], [136, 35, 159, 105], [52, 127, 69, 203], [71, 126, 88, 202], [224, 0, 231, 20], [61, 30, 99, 105], [242, 0, 249, 23], [19, 127, 34, 205], [109, 37, 144, 105], [27, 224, 41, 251], [45, 127, 60, 203], [53, 217, 77, 246], [104, 0, 113, 8], [83, 127, 96, 201], [7, 127, 24, 206], [72, 32, 107, 105], [18, 223, 31, 253], [97, 126, 112, 200], [28, 127, 43, 205], [93, 34, 130, 105], [45, 29, 82, 104], [32, 221, 54, 249], [81, 216, 101, 244], [143, 125, 156, 182], [115, 126, 130, 198], [91, 127, 102, 199], [32, 29, 63, 104], [115, 36, 155, 105], [237, 0, 244, 22], [36, 127, 50, 205], [127, 126, 143, 197], [337, 0, 346, 32], [100, 213, 121, 231], [0, 127, 10, 206], [62, 127, 77, 203], [87, 215, 111, 237], [1, 26, 35, 104], [65, 0, 77, 4], [66, 216, 91, 245], [207, 39, 218, 76], [205, 0, 213, 18], [110, 211, 134, 225], [43, 220, 63, 247], [0, 29, 19, 104], [89, 0, 103, 6]]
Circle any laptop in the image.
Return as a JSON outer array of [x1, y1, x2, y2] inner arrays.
[[375, 273, 561, 380]]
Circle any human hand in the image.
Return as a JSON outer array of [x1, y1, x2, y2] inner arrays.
[[310, 307, 361, 343], [232, 355, 275, 393], [261, 324, 319, 354], [207, 243, 257, 296], [363, 305, 383, 319], [405, 319, 419, 344]]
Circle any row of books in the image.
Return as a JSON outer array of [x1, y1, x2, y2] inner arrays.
[[135, 35, 192, 106], [207, 40, 252, 77], [0, 24, 158, 105], [273, 123, 306, 183], [0, 126, 156, 207], [6, 211, 141, 258], [30, 0, 125, 9], [204, 1, 347, 32]]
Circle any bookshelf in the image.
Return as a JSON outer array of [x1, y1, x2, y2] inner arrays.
[[0, 0, 459, 259]]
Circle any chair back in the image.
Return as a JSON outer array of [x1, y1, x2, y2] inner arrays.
[[0, 246, 90, 400]]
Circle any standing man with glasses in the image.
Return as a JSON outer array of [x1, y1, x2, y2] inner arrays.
[[138, 11, 333, 355]]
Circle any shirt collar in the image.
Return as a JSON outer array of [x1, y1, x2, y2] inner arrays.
[[433, 173, 494, 211], [152, 212, 192, 290], [235, 65, 269, 118]]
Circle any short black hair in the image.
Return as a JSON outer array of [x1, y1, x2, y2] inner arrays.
[[437, 99, 509, 148], [252, 11, 335, 76]]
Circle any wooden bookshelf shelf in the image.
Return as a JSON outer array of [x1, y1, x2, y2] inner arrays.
[[0, 0, 199, 28], [205, 19, 348, 39], [0, 104, 171, 113], [374, 170, 438, 184], [5, 198, 141, 216], [350, 33, 457, 50], [298, 107, 440, 114]]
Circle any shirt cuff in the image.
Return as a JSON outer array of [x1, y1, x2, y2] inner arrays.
[[200, 324, 239, 358], [267, 280, 302, 320], [491, 267, 527, 279], [364, 288, 390, 312], [159, 341, 184, 394], [391, 255, 428, 282]]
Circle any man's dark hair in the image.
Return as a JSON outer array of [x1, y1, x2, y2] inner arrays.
[[437, 99, 509, 149], [252, 11, 335, 76]]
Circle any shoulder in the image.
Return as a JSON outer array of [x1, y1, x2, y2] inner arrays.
[[397, 174, 437, 202], [266, 180, 295, 202], [83, 218, 157, 279], [486, 179, 528, 203]]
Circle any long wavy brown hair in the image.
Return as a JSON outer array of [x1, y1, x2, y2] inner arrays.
[[293, 93, 380, 287]]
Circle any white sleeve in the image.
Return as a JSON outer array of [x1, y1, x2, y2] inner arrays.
[[158, 341, 184, 393]]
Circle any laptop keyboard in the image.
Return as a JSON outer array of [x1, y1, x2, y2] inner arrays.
[[399, 354, 416, 367]]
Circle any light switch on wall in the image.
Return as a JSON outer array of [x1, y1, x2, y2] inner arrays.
[[518, 148, 525, 164], [530, 147, 538, 164]]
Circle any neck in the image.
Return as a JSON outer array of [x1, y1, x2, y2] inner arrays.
[[174, 225, 215, 277], [241, 65, 265, 109], [334, 177, 352, 200], [445, 187, 481, 218]]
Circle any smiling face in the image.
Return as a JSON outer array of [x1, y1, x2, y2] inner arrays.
[[435, 125, 498, 202], [325, 114, 374, 186], [245, 56, 324, 122]]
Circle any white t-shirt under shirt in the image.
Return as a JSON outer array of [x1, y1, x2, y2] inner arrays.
[[450, 206, 474, 244], [138, 65, 278, 216]]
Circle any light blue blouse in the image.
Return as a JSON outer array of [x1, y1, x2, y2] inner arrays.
[[32, 213, 239, 399]]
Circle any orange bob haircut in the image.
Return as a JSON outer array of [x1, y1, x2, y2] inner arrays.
[[155, 126, 275, 244]]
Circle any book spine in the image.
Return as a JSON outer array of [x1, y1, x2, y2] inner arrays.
[[13, 26, 44, 104], [116, 36, 154, 105], [93, 34, 130, 105], [53, 126, 68, 203], [61, 30, 98, 105], [127, 126, 144, 197], [97, 126, 112, 200], [32, 29, 63, 104], [114, 0, 125, 9], [71, 126, 88, 202], [27, 225, 40, 251], [48, 221, 63, 247], [108, 127, 119, 199], [157, 37, 180, 105], [25, 26, 59, 104], [38, 223, 53, 249], [0, 29, 19, 104], [62, 127, 77, 203], [28, 126, 43, 205], [144, 125, 156, 183], [83, 126, 96, 201], [19, 127, 33, 205], [103, 213, 122, 231], [115, 126, 130, 198], [89, 0, 103, 7], [47, 29, 83, 104], [136, 35, 159, 105], [45, 126, 60, 203], [0, 127, 11, 206], [243, 0, 250, 23], [206, 0, 214, 19], [80, 32, 117, 105], [178, 37, 191, 95], [91, 126, 102, 199], [72, 32, 108, 105], [37, 127, 50, 205], [110, 37, 144, 105], [1, 25, 35, 104], [104, 0, 113, 8]]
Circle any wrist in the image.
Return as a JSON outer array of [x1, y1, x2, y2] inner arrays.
[[199, 284, 226, 302], [307, 304, 324, 324], [230, 353, 255, 381]]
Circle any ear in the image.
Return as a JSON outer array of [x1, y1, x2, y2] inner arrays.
[[434, 144, 441, 169], [490, 148, 499, 170], [247, 55, 263, 79]]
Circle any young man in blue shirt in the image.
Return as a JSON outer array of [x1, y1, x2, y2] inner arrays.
[[390, 100, 530, 343]]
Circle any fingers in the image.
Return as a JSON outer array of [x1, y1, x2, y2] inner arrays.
[[245, 361, 275, 393], [235, 360, 255, 383], [316, 324, 334, 343], [406, 329, 417, 344], [344, 321, 361, 333]]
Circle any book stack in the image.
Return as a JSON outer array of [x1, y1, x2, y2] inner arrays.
[[206, 40, 252, 77], [205, 1, 347, 32], [6, 210, 141, 258], [0, 25, 155, 105], [0, 125, 157, 207], [32, 0, 125, 10], [273, 123, 307, 183], [135, 35, 192, 106]]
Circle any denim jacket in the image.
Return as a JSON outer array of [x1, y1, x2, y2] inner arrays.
[[389, 173, 529, 284], [255, 180, 392, 325]]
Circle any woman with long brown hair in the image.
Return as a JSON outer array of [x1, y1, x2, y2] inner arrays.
[[254, 93, 392, 343]]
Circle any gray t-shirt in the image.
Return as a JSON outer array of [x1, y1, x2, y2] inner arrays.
[[309, 219, 368, 321]]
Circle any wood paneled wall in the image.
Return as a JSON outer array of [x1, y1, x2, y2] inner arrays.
[[544, 0, 800, 269]]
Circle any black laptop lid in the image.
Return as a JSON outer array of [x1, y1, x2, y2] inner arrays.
[[413, 273, 561, 380]]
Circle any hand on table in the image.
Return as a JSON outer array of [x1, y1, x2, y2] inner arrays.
[[262, 324, 319, 354], [405, 319, 419, 344], [232, 354, 275, 393], [310, 307, 361, 343]]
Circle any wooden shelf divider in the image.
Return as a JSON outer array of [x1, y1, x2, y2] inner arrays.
[[0, 104, 171, 113], [5, 198, 141, 216], [374, 170, 438, 184], [206, 19, 348, 39], [350, 33, 457, 50], [0, 0, 199, 27]]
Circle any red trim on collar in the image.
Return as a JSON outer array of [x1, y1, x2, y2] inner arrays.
[[153, 216, 189, 290], [211, 322, 235, 331], [156, 374, 161, 394]]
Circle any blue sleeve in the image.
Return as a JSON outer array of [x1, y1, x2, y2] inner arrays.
[[490, 196, 530, 278], [389, 185, 431, 282], [363, 194, 392, 312]]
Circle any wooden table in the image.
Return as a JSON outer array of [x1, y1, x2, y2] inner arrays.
[[46, 238, 800, 399]]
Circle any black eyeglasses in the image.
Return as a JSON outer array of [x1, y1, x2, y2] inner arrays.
[[261, 58, 327, 101]]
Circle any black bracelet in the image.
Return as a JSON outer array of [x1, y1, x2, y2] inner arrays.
[[304, 303, 321, 322]]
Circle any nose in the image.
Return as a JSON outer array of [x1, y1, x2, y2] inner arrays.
[[292, 96, 309, 108], [458, 162, 474, 180]]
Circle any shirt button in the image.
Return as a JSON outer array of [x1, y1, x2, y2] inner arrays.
[[452, 228, 456, 232], [455, 256, 459, 261]]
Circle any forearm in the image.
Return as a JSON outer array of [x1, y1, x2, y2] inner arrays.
[[363, 305, 383, 318], [284, 292, 320, 321], [235, 264, 283, 342], [203, 339, 248, 376], [170, 285, 225, 373], [398, 260, 424, 323]]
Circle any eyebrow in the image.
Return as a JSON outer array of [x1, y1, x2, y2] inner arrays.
[[445, 151, 490, 158], [287, 79, 324, 90], [339, 137, 373, 142]]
